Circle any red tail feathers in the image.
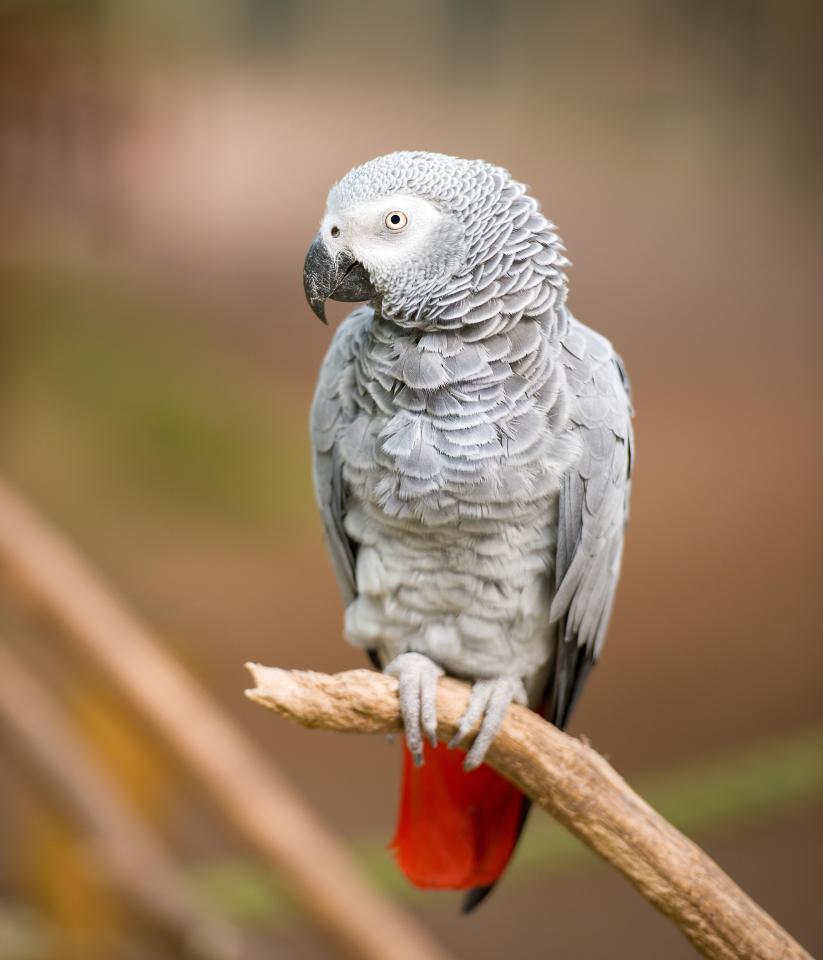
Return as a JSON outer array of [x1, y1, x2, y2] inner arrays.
[[391, 741, 524, 890]]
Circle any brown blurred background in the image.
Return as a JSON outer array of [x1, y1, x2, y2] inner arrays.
[[1, 1, 822, 958]]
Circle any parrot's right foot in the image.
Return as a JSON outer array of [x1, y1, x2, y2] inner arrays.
[[384, 652, 444, 766], [449, 675, 527, 771]]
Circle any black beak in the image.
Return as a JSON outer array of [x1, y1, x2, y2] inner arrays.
[[302, 233, 375, 324]]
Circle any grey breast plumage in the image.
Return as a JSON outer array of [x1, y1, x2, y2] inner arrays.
[[311, 305, 633, 726]]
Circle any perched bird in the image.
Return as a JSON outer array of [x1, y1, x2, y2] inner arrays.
[[304, 152, 633, 910]]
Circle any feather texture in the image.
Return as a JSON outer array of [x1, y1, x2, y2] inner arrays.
[[309, 151, 633, 899]]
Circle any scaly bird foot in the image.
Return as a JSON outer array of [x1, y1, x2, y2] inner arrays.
[[449, 676, 527, 771], [384, 652, 444, 766]]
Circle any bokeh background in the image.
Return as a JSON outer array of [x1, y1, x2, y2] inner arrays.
[[1, 2, 821, 958]]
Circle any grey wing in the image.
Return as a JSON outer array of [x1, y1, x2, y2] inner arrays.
[[309, 314, 363, 608], [546, 323, 634, 728]]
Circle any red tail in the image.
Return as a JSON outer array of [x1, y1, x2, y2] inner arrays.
[[391, 741, 524, 889]]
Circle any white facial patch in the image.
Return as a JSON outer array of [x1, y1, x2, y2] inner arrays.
[[322, 195, 462, 283]]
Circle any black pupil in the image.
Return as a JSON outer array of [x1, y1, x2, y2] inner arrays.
[[330, 226, 340, 237], [390, 214, 400, 224]]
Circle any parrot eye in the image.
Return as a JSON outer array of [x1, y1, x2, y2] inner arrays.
[[330, 225, 340, 238], [384, 210, 408, 232]]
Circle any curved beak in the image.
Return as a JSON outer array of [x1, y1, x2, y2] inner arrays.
[[302, 233, 375, 324]]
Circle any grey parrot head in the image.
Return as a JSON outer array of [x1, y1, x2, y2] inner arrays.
[[303, 151, 567, 326]]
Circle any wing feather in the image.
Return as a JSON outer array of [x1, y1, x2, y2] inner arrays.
[[546, 324, 633, 728], [310, 311, 370, 606]]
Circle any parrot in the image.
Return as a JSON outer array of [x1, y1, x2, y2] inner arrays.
[[303, 151, 633, 911]]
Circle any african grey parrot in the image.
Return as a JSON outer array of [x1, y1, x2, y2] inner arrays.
[[303, 152, 633, 910]]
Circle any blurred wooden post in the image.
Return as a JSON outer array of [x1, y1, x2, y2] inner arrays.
[[246, 665, 814, 960], [0, 644, 249, 960], [0, 477, 453, 960]]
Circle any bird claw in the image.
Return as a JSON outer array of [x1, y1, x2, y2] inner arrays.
[[449, 676, 526, 771], [385, 652, 444, 765]]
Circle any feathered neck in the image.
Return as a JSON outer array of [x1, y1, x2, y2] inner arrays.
[[381, 183, 570, 341]]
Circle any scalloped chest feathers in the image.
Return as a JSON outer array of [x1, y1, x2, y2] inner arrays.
[[338, 309, 581, 681]]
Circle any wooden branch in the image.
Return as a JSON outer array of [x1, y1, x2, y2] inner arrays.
[[0, 644, 249, 960], [246, 665, 813, 960], [0, 477, 453, 960]]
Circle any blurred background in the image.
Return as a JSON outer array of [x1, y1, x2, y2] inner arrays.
[[1, 1, 821, 958]]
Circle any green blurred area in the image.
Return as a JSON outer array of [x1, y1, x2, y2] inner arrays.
[[1, 268, 312, 531]]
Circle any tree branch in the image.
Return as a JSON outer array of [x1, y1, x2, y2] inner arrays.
[[0, 643, 249, 960], [246, 665, 812, 960]]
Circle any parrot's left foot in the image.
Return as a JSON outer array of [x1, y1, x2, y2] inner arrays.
[[385, 652, 444, 766], [449, 676, 527, 771]]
